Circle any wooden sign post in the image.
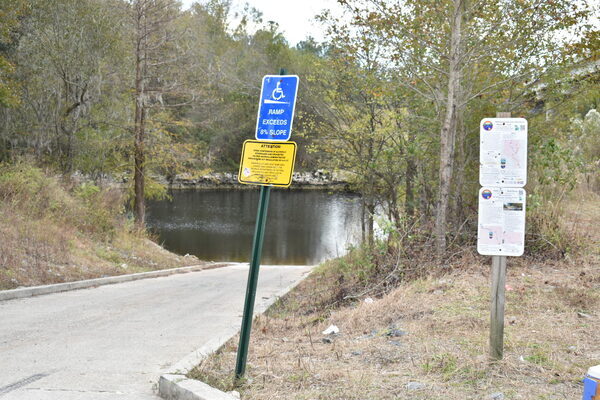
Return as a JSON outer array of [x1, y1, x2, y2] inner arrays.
[[490, 252, 507, 360], [490, 111, 510, 361]]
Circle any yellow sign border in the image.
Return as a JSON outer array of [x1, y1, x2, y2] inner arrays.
[[238, 140, 297, 188]]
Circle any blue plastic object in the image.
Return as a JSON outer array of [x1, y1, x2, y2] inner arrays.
[[583, 377, 598, 400]]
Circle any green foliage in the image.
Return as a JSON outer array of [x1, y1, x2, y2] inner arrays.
[[125, 175, 170, 208], [533, 138, 582, 189], [0, 57, 18, 107], [75, 182, 122, 238], [2, 0, 128, 168], [0, 162, 122, 240], [310, 244, 377, 305], [0, 0, 27, 107], [524, 343, 552, 367], [574, 108, 600, 176], [526, 194, 571, 258], [0, 0, 596, 249], [325, 0, 599, 253], [422, 353, 459, 378], [0, 162, 85, 225], [335, 246, 377, 284], [520, 77, 600, 257], [74, 182, 100, 200], [307, 232, 438, 308]]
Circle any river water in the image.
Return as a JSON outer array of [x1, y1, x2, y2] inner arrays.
[[146, 189, 362, 265]]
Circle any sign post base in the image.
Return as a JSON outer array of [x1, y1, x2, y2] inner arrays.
[[490, 254, 507, 360]]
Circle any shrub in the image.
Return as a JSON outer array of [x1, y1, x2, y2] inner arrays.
[[0, 162, 124, 240], [0, 162, 75, 219], [75, 182, 124, 240], [525, 191, 583, 259]]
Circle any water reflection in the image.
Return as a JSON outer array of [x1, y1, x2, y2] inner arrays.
[[146, 189, 362, 265]]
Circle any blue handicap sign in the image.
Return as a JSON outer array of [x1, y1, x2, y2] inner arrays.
[[255, 75, 299, 141]]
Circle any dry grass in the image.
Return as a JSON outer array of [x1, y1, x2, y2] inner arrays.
[[0, 163, 201, 290], [190, 193, 600, 399]]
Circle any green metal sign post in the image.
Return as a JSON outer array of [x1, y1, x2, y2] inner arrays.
[[235, 68, 287, 380], [235, 184, 270, 379]]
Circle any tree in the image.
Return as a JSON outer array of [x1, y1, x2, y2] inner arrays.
[[303, 18, 404, 243], [129, 0, 183, 227], [178, 2, 297, 171], [336, 0, 597, 255], [0, 0, 26, 108], [1, 0, 125, 166]]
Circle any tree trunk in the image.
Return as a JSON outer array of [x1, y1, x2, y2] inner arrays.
[[133, 3, 147, 228], [366, 200, 375, 247], [361, 198, 366, 242], [434, 0, 463, 256], [405, 145, 416, 221], [133, 98, 146, 228], [451, 115, 466, 227], [389, 188, 400, 231], [361, 197, 375, 247], [417, 164, 428, 217]]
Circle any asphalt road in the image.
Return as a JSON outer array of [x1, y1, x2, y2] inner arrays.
[[0, 264, 311, 399]]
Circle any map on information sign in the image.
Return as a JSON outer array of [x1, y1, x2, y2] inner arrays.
[[480, 118, 528, 187], [477, 187, 526, 256]]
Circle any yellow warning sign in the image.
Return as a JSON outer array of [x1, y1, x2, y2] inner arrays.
[[238, 140, 297, 187]]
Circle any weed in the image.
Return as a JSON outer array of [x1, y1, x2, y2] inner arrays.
[[525, 190, 589, 259], [0, 162, 198, 289], [422, 353, 458, 378], [524, 344, 551, 367]]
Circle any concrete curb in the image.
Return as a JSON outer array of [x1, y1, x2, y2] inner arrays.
[[0, 262, 227, 302], [159, 374, 238, 400], [158, 265, 314, 400]]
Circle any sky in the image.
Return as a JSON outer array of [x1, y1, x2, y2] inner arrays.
[[181, 0, 344, 45]]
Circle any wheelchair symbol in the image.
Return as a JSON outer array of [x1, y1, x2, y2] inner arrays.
[[262, 77, 293, 105], [272, 80, 285, 101]]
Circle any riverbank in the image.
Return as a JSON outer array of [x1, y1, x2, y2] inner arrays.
[[189, 194, 600, 399], [0, 163, 201, 290], [71, 170, 354, 192], [148, 170, 353, 191]]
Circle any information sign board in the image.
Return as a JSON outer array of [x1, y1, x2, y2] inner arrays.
[[238, 140, 297, 187], [477, 187, 526, 256], [255, 75, 299, 141], [480, 118, 528, 187]]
